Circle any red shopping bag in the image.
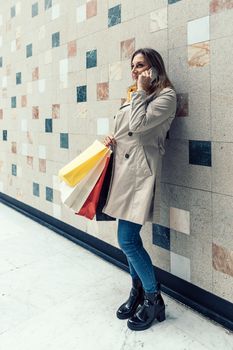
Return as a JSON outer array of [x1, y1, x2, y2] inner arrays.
[[75, 155, 111, 220]]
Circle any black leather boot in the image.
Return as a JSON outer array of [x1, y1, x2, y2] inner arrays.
[[127, 290, 165, 331], [116, 278, 144, 320]]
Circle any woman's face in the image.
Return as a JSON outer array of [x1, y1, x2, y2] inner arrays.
[[131, 53, 151, 81]]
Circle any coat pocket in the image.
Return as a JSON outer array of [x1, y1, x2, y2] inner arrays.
[[137, 146, 152, 177]]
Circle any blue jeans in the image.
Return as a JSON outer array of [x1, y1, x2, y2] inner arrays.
[[117, 219, 159, 293]]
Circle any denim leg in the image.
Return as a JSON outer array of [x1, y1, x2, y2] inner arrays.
[[117, 219, 159, 293]]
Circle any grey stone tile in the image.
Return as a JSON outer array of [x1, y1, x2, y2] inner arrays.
[[210, 36, 233, 95], [213, 269, 233, 303], [162, 139, 212, 191], [211, 93, 233, 142], [168, 47, 189, 92], [210, 8, 233, 39], [212, 193, 233, 248], [187, 0, 210, 21], [212, 142, 233, 196], [160, 183, 212, 242], [170, 233, 213, 292]]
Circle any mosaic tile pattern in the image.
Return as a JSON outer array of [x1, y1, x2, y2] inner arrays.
[[189, 140, 212, 167], [152, 224, 170, 251], [108, 5, 121, 27], [0, 0, 232, 305]]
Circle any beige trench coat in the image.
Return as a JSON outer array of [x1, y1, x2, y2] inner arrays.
[[102, 87, 177, 225]]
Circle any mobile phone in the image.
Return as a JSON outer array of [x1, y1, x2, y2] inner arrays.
[[149, 67, 158, 84]]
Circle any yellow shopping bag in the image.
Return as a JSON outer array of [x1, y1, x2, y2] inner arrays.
[[58, 140, 109, 187]]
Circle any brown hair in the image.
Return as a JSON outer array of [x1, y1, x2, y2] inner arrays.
[[131, 48, 174, 96]]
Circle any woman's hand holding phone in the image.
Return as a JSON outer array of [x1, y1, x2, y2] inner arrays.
[[137, 68, 158, 91]]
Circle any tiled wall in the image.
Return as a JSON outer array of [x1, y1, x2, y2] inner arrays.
[[0, 0, 233, 303]]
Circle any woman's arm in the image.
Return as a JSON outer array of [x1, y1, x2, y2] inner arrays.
[[129, 88, 177, 133]]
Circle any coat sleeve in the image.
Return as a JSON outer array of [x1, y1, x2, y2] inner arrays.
[[129, 88, 177, 133]]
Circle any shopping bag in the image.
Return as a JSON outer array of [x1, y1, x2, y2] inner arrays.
[[59, 149, 111, 212], [95, 152, 116, 221], [75, 155, 111, 220], [58, 140, 110, 187]]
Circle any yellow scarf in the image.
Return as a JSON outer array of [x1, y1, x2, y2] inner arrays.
[[126, 83, 137, 102]]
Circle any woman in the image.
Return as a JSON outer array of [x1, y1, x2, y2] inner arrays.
[[102, 48, 177, 331]]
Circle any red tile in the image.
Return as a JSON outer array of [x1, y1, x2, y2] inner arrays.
[[32, 106, 39, 119], [121, 38, 135, 60], [39, 159, 46, 173], [210, 0, 233, 14], [67, 40, 77, 57], [27, 156, 33, 168], [32, 67, 39, 81], [11, 142, 17, 154], [52, 104, 60, 118], [212, 243, 233, 277], [21, 95, 27, 107], [86, 0, 97, 19], [97, 82, 109, 100]]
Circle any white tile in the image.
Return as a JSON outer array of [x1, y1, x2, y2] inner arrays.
[[0, 36, 2, 48], [38, 79, 46, 93], [38, 25, 45, 40], [16, 26, 21, 39], [109, 62, 122, 81], [0, 181, 4, 192], [97, 118, 109, 135], [171, 251, 191, 282], [2, 76, 7, 88], [187, 16, 209, 45], [45, 50, 52, 64], [170, 207, 190, 235], [150, 7, 167, 32], [15, 2, 21, 15], [11, 40, 16, 52], [38, 145, 46, 159], [27, 82, 32, 94], [53, 175, 61, 191], [76, 4, 86, 23], [21, 119, 28, 132], [52, 4, 60, 20], [21, 143, 28, 156], [59, 59, 68, 76], [53, 204, 61, 219], [17, 166, 22, 177], [0, 15, 3, 26]]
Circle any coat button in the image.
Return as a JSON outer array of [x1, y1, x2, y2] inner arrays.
[[125, 153, 129, 159], [113, 115, 116, 119], [128, 131, 133, 136]]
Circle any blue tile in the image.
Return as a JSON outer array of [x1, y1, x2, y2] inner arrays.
[[152, 224, 170, 251], [0, 57, 2, 67], [45, 119, 53, 133], [11, 96, 16, 108], [60, 133, 69, 149], [168, 0, 182, 4], [52, 32, 60, 48], [16, 72, 21, 85], [108, 4, 121, 27], [33, 182, 40, 197], [45, 0, 52, 10], [32, 2, 39, 17], [12, 164, 17, 176], [3, 130, 7, 141], [76, 85, 87, 102], [46, 186, 53, 202], [86, 50, 97, 68], [26, 44, 32, 58], [11, 6, 16, 18], [189, 140, 211, 167]]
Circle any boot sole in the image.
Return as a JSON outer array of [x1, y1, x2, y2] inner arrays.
[[127, 310, 166, 331]]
